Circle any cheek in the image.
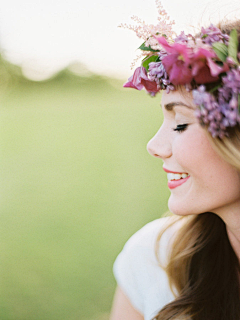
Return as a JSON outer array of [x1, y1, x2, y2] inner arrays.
[[170, 129, 240, 215], [172, 129, 209, 172], [172, 128, 239, 193]]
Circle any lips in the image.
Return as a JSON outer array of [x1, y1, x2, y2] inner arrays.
[[167, 176, 190, 189], [163, 167, 190, 189]]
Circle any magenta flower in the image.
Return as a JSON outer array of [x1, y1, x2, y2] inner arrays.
[[206, 58, 229, 77], [123, 66, 159, 93], [155, 36, 191, 61], [192, 48, 215, 75], [155, 36, 193, 85], [192, 48, 219, 83]]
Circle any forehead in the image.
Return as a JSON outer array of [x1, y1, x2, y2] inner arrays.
[[161, 89, 196, 111]]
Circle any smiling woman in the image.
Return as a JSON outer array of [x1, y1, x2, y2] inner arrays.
[[148, 89, 240, 217], [110, 2, 240, 320]]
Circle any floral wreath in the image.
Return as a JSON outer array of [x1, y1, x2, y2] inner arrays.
[[120, 0, 240, 138]]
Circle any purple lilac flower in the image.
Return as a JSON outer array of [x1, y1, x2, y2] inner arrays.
[[193, 85, 227, 138], [148, 61, 175, 93], [201, 24, 229, 45], [158, 49, 168, 61], [218, 69, 240, 126], [174, 31, 192, 43], [222, 68, 240, 95], [148, 50, 175, 93], [148, 61, 165, 81], [193, 80, 240, 138]]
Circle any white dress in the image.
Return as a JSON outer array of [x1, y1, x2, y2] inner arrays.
[[113, 217, 182, 320]]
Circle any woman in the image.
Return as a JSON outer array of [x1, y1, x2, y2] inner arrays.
[[110, 3, 240, 320]]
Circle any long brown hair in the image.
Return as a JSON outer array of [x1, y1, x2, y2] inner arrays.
[[153, 21, 240, 320]]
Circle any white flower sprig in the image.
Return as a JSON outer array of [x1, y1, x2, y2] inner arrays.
[[119, 0, 175, 49], [119, 0, 175, 67]]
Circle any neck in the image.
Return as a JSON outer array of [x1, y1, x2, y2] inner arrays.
[[217, 205, 240, 263], [226, 226, 240, 263]]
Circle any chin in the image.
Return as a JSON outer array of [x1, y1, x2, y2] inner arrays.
[[169, 207, 192, 216], [168, 197, 186, 216], [168, 198, 202, 216]]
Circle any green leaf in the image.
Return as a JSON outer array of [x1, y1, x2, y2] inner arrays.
[[212, 42, 228, 62], [142, 55, 159, 72], [139, 42, 159, 52], [228, 29, 239, 63], [209, 84, 222, 93]]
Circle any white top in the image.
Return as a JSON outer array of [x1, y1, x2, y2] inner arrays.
[[113, 217, 183, 320]]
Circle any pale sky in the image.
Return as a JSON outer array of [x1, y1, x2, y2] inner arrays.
[[0, 0, 239, 80]]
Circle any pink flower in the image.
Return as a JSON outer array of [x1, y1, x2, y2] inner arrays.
[[123, 66, 159, 93], [155, 37, 229, 85], [206, 58, 229, 77], [155, 36, 193, 85], [155, 36, 192, 62], [192, 47, 229, 80], [192, 48, 219, 83], [193, 65, 219, 84]]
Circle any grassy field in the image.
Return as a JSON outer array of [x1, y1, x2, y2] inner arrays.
[[0, 70, 170, 320]]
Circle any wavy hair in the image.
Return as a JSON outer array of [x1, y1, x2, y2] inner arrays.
[[153, 21, 240, 320]]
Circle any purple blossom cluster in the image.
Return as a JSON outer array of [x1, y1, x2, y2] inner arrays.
[[148, 50, 174, 93], [123, 19, 240, 138], [193, 86, 227, 138], [174, 31, 192, 44], [200, 24, 229, 45], [221, 68, 240, 98], [193, 76, 240, 138]]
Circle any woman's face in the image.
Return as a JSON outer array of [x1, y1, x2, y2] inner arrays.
[[147, 89, 240, 217]]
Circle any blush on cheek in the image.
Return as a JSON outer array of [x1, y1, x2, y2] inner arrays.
[[174, 128, 214, 174]]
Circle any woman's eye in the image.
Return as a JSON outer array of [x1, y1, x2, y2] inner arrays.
[[173, 124, 188, 132]]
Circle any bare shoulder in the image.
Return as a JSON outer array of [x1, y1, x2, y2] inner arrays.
[[110, 286, 144, 320]]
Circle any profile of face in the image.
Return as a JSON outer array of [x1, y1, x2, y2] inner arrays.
[[147, 88, 240, 218]]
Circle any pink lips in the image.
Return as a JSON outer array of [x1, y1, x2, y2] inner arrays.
[[167, 176, 190, 189], [163, 167, 190, 190]]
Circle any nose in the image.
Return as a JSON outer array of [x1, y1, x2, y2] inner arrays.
[[147, 126, 172, 159]]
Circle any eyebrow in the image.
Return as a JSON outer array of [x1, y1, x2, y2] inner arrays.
[[163, 102, 194, 110]]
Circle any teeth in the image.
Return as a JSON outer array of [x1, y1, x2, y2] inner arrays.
[[167, 173, 189, 181]]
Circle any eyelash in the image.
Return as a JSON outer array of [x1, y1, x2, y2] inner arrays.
[[173, 124, 188, 132]]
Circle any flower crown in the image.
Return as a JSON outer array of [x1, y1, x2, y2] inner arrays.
[[121, 1, 240, 138]]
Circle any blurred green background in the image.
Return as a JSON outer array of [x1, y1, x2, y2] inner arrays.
[[0, 57, 170, 320]]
